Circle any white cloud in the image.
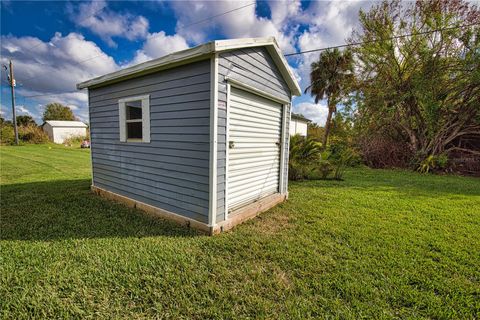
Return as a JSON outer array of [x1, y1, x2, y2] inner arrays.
[[1, 32, 118, 93], [170, 1, 296, 53], [292, 1, 376, 92], [16, 105, 33, 116], [69, 0, 149, 47], [294, 101, 329, 126], [268, 0, 301, 27], [0, 32, 118, 123], [130, 31, 189, 65]]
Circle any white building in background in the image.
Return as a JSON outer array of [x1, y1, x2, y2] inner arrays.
[[289, 113, 310, 136], [42, 120, 88, 144]]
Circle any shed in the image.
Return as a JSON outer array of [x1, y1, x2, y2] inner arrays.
[[77, 37, 301, 235], [42, 120, 88, 144], [290, 113, 311, 136]]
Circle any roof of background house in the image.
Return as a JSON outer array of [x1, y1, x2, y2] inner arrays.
[[77, 37, 301, 96], [291, 113, 311, 122], [42, 120, 88, 128]]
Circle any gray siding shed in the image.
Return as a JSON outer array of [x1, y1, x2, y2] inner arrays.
[[78, 37, 301, 235]]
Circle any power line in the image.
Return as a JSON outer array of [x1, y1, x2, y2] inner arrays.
[[177, 2, 256, 30], [16, 2, 258, 88], [284, 22, 480, 56], [19, 53, 107, 83], [22, 90, 79, 99]]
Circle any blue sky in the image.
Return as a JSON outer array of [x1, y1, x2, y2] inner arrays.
[[1, 0, 375, 124]]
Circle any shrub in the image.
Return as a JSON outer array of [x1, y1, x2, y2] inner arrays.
[[331, 148, 355, 180], [18, 125, 49, 144], [357, 134, 413, 168], [289, 134, 322, 180], [417, 154, 449, 174], [63, 134, 89, 146], [317, 160, 333, 179], [1, 123, 15, 145], [328, 141, 362, 167], [1, 124, 49, 145]]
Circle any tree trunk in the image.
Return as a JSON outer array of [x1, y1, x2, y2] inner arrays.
[[322, 103, 336, 149]]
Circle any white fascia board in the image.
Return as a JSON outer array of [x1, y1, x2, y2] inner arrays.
[[77, 43, 214, 89], [77, 37, 301, 96], [214, 37, 301, 96], [213, 37, 275, 51]]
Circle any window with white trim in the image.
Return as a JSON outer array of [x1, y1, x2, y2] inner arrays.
[[118, 95, 150, 143]]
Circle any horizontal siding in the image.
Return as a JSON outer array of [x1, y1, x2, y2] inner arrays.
[[217, 47, 291, 221], [89, 59, 211, 223]]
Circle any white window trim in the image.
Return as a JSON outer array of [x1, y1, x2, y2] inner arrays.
[[118, 95, 150, 143]]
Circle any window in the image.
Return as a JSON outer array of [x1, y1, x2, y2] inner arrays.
[[118, 95, 150, 143]]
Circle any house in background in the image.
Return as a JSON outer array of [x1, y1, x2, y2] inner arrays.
[[290, 113, 310, 136], [77, 37, 301, 235], [42, 120, 88, 144]]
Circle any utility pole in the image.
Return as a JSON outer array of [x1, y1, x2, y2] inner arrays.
[[8, 60, 19, 145]]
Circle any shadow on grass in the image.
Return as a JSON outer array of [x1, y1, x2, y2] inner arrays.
[[1, 179, 201, 241]]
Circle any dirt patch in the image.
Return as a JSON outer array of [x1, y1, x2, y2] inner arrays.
[[251, 211, 292, 235]]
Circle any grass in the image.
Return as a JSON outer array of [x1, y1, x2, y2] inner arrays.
[[1, 144, 479, 319]]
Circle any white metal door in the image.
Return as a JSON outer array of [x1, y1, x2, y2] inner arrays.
[[227, 87, 283, 211]]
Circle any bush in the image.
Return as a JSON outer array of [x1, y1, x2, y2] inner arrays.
[[328, 141, 362, 167], [18, 125, 49, 144], [358, 134, 413, 168], [417, 154, 449, 174], [1, 123, 49, 145], [289, 135, 322, 180], [331, 148, 356, 180], [63, 134, 89, 146], [289, 134, 362, 181], [317, 160, 333, 179], [1, 123, 15, 145]]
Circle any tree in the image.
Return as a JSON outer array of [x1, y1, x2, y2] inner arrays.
[[16, 115, 36, 127], [350, 0, 480, 167], [305, 48, 354, 149], [42, 103, 76, 122]]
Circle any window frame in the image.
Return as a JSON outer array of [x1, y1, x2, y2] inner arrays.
[[118, 95, 150, 143]]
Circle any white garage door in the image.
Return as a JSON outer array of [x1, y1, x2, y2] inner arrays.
[[227, 87, 283, 211]]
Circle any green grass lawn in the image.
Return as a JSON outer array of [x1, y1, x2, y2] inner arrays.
[[1, 144, 479, 319]]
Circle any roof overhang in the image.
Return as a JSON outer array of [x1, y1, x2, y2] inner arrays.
[[291, 113, 311, 122], [77, 37, 301, 96]]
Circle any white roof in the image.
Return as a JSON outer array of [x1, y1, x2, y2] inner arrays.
[[77, 37, 301, 96], [43, 121, 88, 128]]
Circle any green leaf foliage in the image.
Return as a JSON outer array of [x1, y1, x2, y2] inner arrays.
[[350, 0, 480, 168], [42, 103, 76, 122]]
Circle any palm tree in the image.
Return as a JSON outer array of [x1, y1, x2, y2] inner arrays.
[[305, 48, 353, 149]]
